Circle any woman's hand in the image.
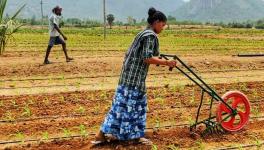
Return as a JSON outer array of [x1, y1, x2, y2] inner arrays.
[[144, 57, 177, 68], [166, 60, 177, 68]]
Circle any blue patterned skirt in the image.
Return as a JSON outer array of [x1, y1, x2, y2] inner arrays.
[[101, 85, 147, 140]]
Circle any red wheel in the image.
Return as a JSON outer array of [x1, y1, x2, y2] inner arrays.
[[216, 91, 250, 132]]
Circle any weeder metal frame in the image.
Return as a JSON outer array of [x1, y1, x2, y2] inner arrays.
[[158, 54, 238, 134]]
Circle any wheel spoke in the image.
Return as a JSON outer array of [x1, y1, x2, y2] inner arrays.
[[220, 104, 232, 114], [222, 116, 235, 128], [238, 111, 247, 124], [232, 97, 243, 108]]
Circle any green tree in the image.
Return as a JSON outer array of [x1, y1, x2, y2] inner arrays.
[[30, 15, 36, 25], [107, 14, 115, 29], [127, 16, 136, 26], [0, 0, 25, 55]]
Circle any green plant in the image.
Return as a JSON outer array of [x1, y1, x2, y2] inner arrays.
[[251, 106, 260, 118], [195, 139, 205, 150], [62, 128, 72, 137], [99, 91, 108, 100], [0, 0, 25, 55], [59, 75, 65, 81], [14, 132, 25, 143], [41, 131, 49, 141], [152, 89, 161, 99], [48, 77, 53, 84], [59, 95, 65, 103], [154, 117, 161, 130], [251, 135, 263, 149], [75, 105, 86, 114], [79, 124, 88, 137], [152, 144, 158, 150], [0, 100, 3, 107], [171, 84, 185, 93], [3, 111, 15, 121], [154, 97, 165, 107], [43, 96, 50, 106], [237, 144, 244, 150], [187, 116, 195, 126], [73, 94, 80, 102], [21, 105, 32, 117], [252, 89, 258, 98], [255, 139, 262, 150], [190, 88, 195, 105], [167, 144, 179, 150], [239, 82, 247, 91], [10, 99, 18, 107], [94, 104, 100, 115], [75, 81, 81, 90]]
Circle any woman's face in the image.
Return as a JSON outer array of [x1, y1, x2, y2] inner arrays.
[[152, 21, 167, 34], [55, 9, 62, 16]]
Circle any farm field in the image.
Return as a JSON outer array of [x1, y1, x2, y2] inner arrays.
[[0, 26, 264, 150]]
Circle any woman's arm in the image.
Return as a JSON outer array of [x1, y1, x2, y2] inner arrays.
[[144, 57, 177, 68]]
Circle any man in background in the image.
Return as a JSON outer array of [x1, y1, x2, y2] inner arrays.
[[44, 6, 73, 64]]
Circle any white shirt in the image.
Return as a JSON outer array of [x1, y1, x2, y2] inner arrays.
[[49, 13, 60, 37]]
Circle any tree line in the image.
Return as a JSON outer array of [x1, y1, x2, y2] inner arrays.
[[8, 13, 264, 29]]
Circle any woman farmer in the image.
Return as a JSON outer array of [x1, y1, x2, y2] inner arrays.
[[93, 7, 177, 145]]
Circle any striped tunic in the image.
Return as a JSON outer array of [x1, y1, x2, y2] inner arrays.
[[118, 28, 159, 92]]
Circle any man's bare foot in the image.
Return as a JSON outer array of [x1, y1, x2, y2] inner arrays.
[[44, 60, 52, 65], [66, 57, 74, 62]]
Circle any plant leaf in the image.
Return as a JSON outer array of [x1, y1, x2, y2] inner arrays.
[[11, 4, 26, 20]]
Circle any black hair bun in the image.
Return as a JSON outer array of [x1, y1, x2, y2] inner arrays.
[[148, 7, 157, 17]]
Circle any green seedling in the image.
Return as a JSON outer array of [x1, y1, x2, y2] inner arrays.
[[62, 128, 72, 138], [21, 105, 32, 117], [75, 81, 81, 90], [251, 106, 260, 118], [252, 89, 258, 99], [94, 104, 100, 115], [237, 144, 244, 150], [15, 132, 25, 143], [154, 117, 161, 130], [255, 138, 262, 150], [187, 116, 195, 126], [155, 97, 165, 107], [251, 135, 263, 149], [59, 95, 65, 103], [99, 91, 108, 100], [190, 88, 195, 105], [167, 144, 179, 150], [76, 106, 86, 114], [152, 144, 158, 150], [195, 139, 205, 150], [43, 96, 50, 106], [41, 131, 49, 141], [79, 124, 88, 137], [10, 99, 18, 107], [3, 111, 15, 121], [0, 100, 3, 107], [239, 82, 247, 91]]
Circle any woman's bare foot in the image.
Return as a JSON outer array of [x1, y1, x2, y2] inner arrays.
[[139, 138, 153, 145], [104, 134, 118, 142], [91, 131, 106, 144]]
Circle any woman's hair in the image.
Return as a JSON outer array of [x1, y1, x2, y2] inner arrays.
[[147, 7, 167, 25], [52, 6, 62, 13]]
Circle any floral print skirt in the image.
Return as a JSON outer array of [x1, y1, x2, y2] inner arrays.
[[100, 85, 147, 140]]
